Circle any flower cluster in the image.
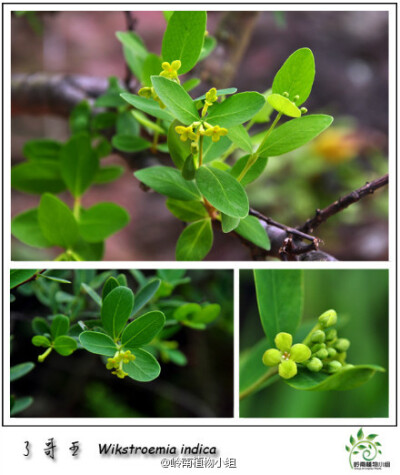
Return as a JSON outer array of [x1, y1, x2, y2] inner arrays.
[[262, 310, 352, 380], [106, 349, 136, 379]]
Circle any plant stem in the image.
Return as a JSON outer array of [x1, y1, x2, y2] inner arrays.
[[237, 153, 258, 182], [256, 111, 282, 153], [151, 118, 161, 153], [38, 347, 52, 363], [73, 197, 81, 220], [239, 366, 278, 400], [198, 135, 204, 167]]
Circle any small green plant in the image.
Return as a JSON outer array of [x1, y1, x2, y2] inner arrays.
[[12, 11, 339, 261], [11, 269, 222, 388], [239, 270, 385, 401]]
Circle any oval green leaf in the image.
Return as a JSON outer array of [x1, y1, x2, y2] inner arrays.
[[230, 154, 268, 186], [101, 286, 134, 339], [135, 166, 201, 201], [132, 279, 161, 316], [221, 213, 240, 233], [112, 134, 151, 153], [10, 269, 38, 289], [102, 276, 120, 300], [10, 362, 35, 382], [11, 208, 51, 248], [235, 216, 271, 251], [254, 269, 303, 347], [123, 348, 161, 382], [166, 199, 208, 222], [267, 93, 301, 117], [175, 219, 213, 261], [79, 331, 118, 357], [38, 194, 79, 249], [120, 93, 173, 122], [195, 166, 249, 218], [50, 314, 70, 339], [11, 161, 66, 194], [121, 311, 166, 349], [53, 335, 77, 356]]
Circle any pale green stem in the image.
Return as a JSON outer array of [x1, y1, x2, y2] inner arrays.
[[198, 135, 204, 167], [38, 347, 52, 363], [239, 366, 278, 401], [237, 153, 258, 182], [73, 197, 81, 220], [256, 111, 282, 153]]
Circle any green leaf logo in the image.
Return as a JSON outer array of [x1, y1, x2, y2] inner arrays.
[[346, 428, 382, 469]]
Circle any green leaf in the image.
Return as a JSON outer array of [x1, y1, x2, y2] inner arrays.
[[182, 78, 201, 92], [32, 317, 51, 335], [221, 213, 240, 233], [206, 92, 265, 128], [111, 134, 151, 153], [94, 77, 126, 108], [32, 335, 51, 348], [258, 115, 334, 158], [345, 446, 350, 452], [202, 136, 232, 164], [132, 279, 161, 316], [10, 396, 34, 416], [350, 435, 356, 445], [131, 110, 166, 134], [70, 101, 91, 134], [254, 270, 303, 347], [79, 331, 118, 356], [252, 90, 274, 123], [10, 362, 35, 382], [161, 11, 207, 74], [120, 93, 173, 122], [71, 240, 104, 261], [194, 88, 237, 101], [175, 219, 213, 261], [286, 365, 386, 391], [124, 348, 161, 382], [81, 283, 102, 307], [182, 154, 196, 180], [10, 269, 38, 289], [272, 47, 315, 105], [163, 11, 174, 22], [195, 166, 249, 218], [37, 274, 71, 284], [121, 311, 165, 349], [135, 166, 201, 201], [239, 338, 280, 394], [11, 161, 66, 194], [60, 134, 99, 198], [227, 125, 253, 153], [191, 303, 221, 324], [357, 428, 364, 440], [116, 110, 140, 136], [23, 139, 61, 161], [267, 93, 301, 118], [38, 194, 79, 249], [94, 165, 124, 184], [235, 216, 270, 250], [92, 112, 117, 131], [102, 276, 120, 300], [94, 138, 112, 159], [78, 203, 129, 243], [166, 199, 208, 222], [142, 53, 163, 87], [53, 335, 77, 356], [101, 286, 134, 339], [50, 314, 70, 339], [151, 76, 199, 124], [116, 31, 148, 82], [157, 270, 187, 282], [11, 208, 52, 248], [173, 303, 201, 322], [117, 274, 128, 287], [198, 35, 216, 61], [231, 154, 268, 186], [367, 434, 378, 441]]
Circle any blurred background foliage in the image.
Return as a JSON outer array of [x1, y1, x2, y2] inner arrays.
[[11, 10, 388, 260], [240, 269, 388, 417], [10, 269, 233, 417]]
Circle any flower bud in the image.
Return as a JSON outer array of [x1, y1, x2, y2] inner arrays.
[[326, 347, 337, 358], [315, 348, 329, 360], [279, 359, 297, 379], [262, 348, 281, 367], [293, 95, 300, 102], [311, 330, 326, 343], [335, 338, 350, 352], [290, 344, 311, 363], [282, 91, 289, 98], [138, 87, 153, 98], [326, 360, 342, 373], [318, 309, 337, 328], [275, 332, 292, 352], [300, 107, 308, 114], [325, 329, 337, 341], [311, 343, 326, 353], [306, 357, 323, 372]]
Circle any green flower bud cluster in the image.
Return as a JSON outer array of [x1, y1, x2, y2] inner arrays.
[[304, 309, 351, 375], [106, 349, 136, 379]]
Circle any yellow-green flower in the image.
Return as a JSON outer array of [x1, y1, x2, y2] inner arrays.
[[160, 60, 181, 80], [175, 125, 198, 142], [205, 87, 218, 106], [262, 332, 311, 379], [138, 86, 153, 98], [203, 125, 228, 142], [106, 350, 136, 379]]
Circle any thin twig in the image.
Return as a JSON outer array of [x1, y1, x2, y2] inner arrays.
[[299, 174, 389, 234], [123, 11, 136, 89]]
